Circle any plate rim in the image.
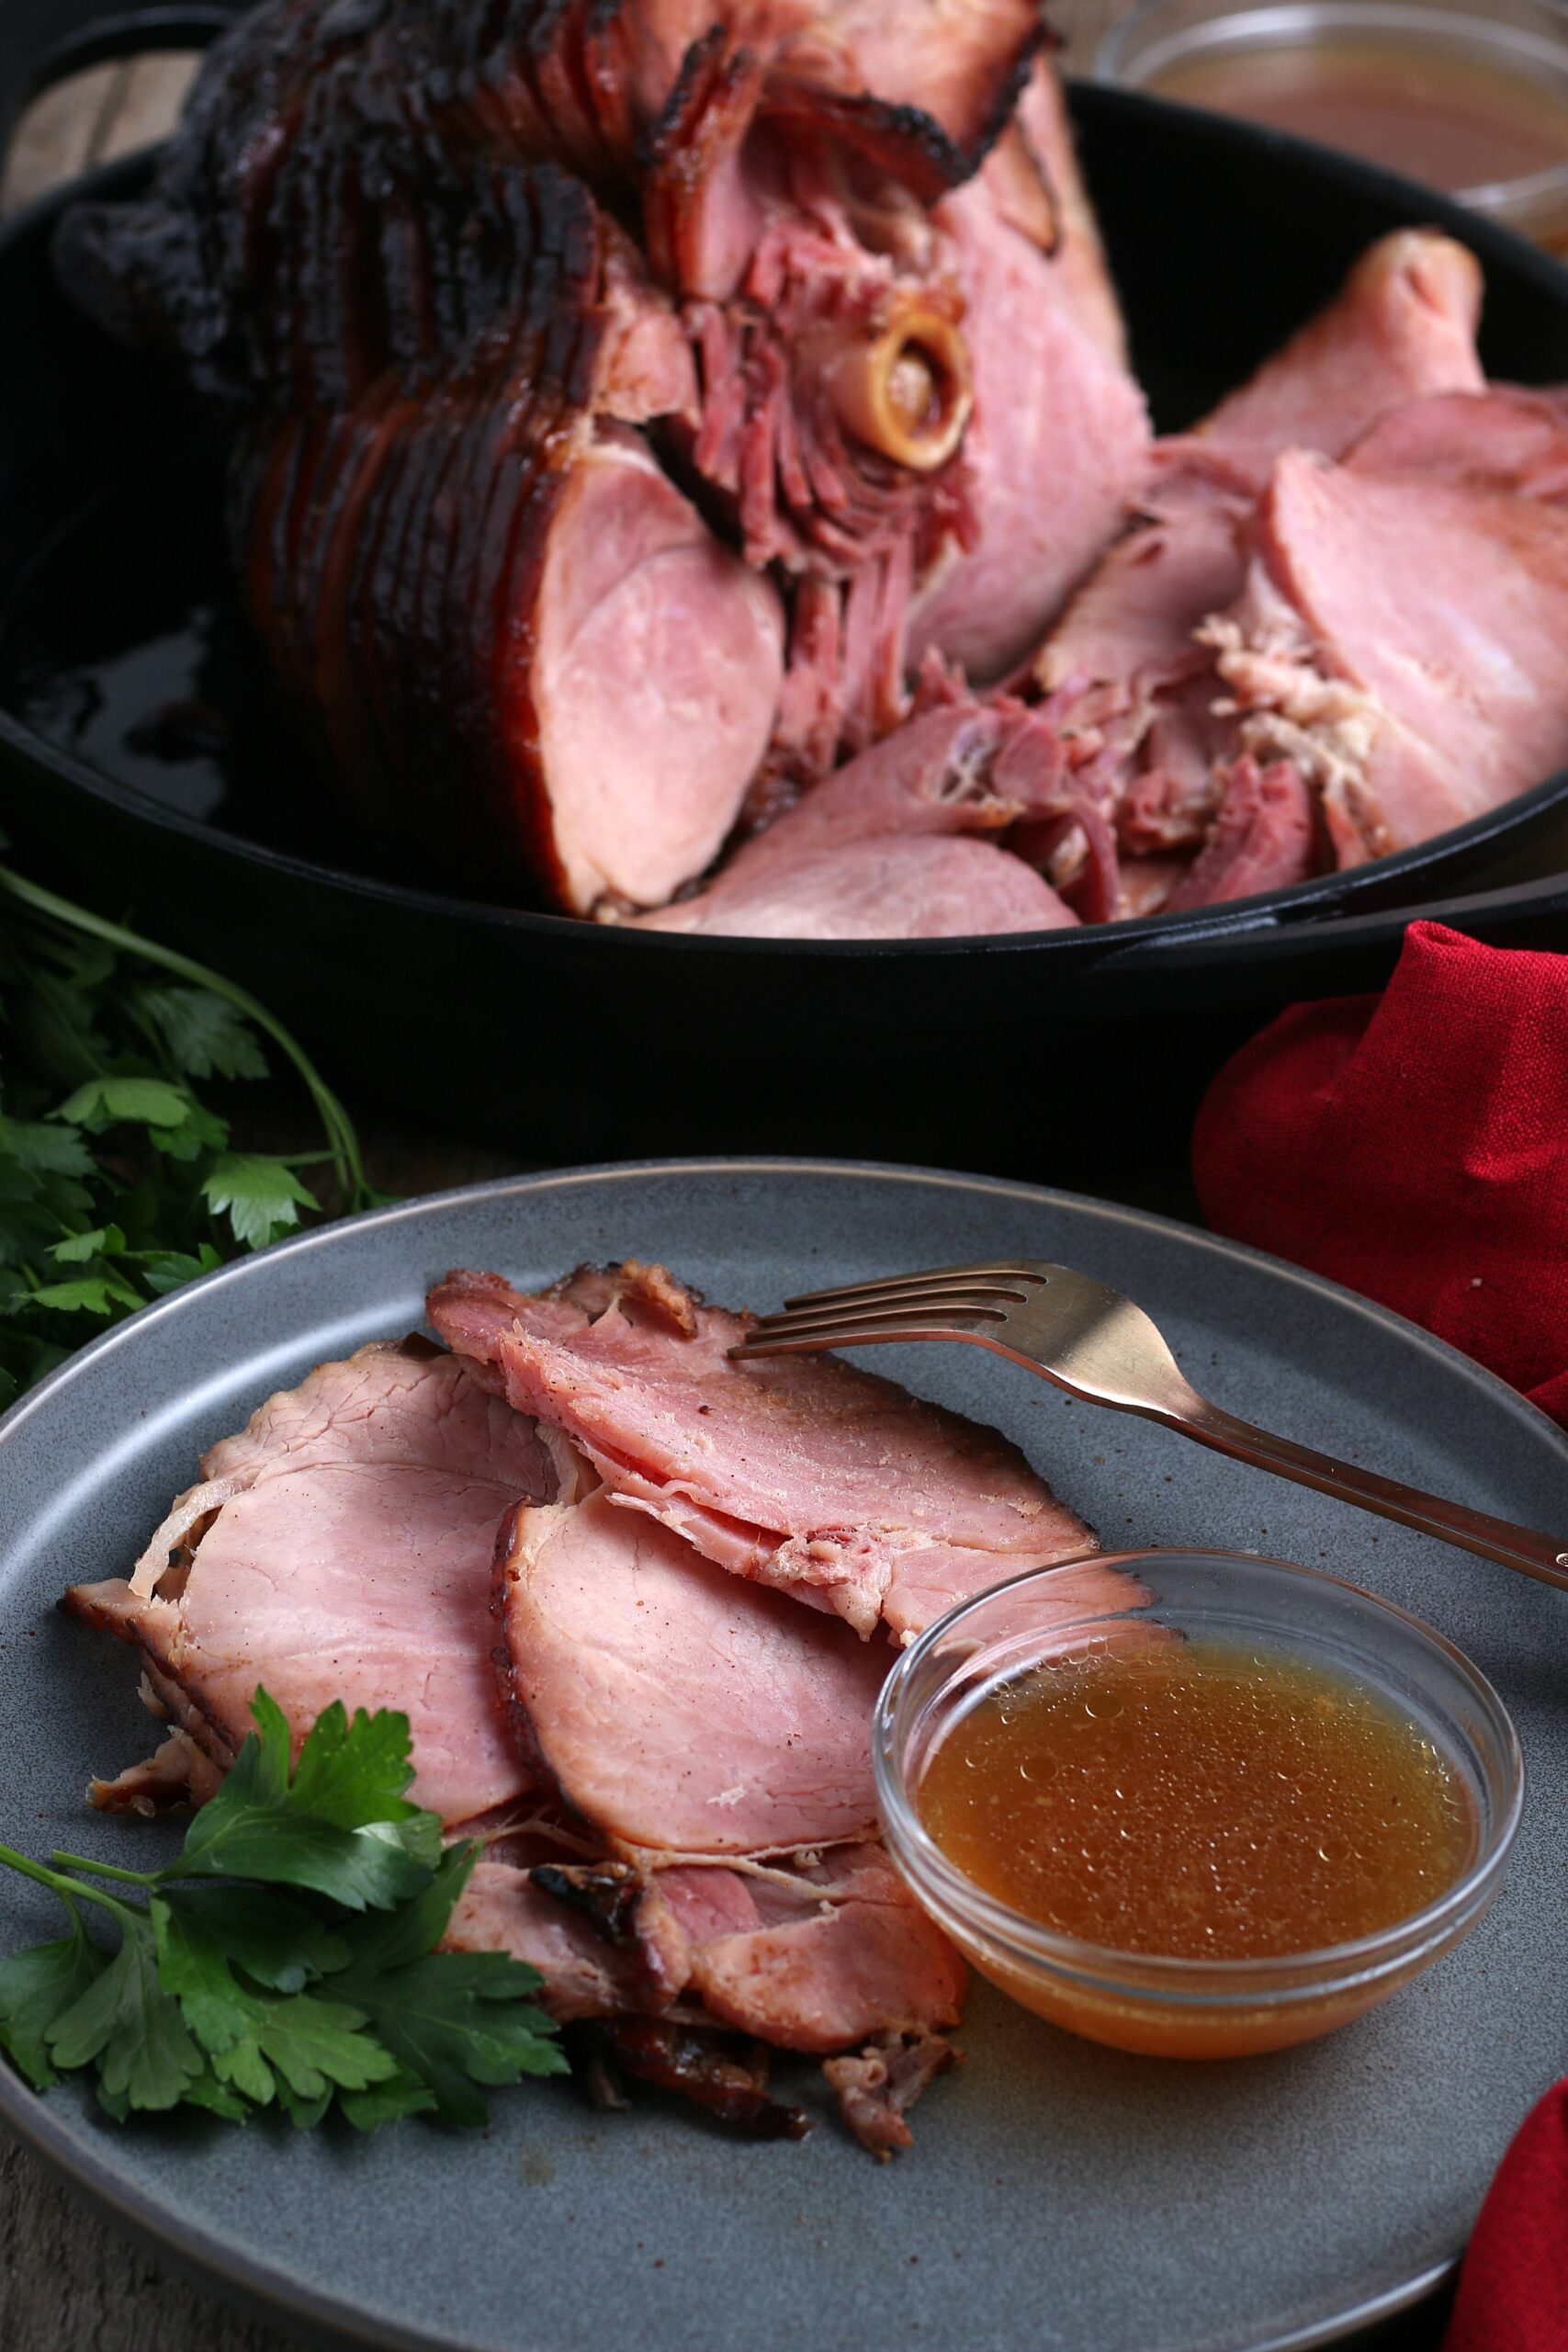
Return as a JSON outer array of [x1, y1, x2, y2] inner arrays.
[[1, 1152, 1559, 2352]]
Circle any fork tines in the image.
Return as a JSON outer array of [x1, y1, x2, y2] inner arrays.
[[784, 1261, 1049, 1310], [729, 1261, 1049, 1359]]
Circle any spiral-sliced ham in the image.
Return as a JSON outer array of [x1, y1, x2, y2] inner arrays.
[[58, 0, 1151, 914], [907, 62, 1151, 681]]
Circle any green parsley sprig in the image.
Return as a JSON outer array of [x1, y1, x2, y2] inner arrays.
[[0, 859, 383, 1409], [0, 1691, 565, 2129]]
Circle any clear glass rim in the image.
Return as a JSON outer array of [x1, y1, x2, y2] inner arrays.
[[874, 1548, 1525, 2005], [1095, 0, 1568, 212]]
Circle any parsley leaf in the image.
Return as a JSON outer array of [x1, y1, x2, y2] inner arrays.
[[199, 1155, 320, 1250], [0, 1692, 564, 2135], [156, 1885, 349, 1993], [46, 1910, 205, 2111], [154, 1899, 399, 2109], [0, 859, 382, 1406], [130, 986, 268, 1084], [49, 1225, 128, 1265], [54, 1077, 197, 1133], [0, 1917, 107, 2090], [175, 1692, 440, 1909], [333, 1849, 567, 2126]]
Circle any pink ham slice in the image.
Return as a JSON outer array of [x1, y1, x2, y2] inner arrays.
[[445, 1860, 679, 2022], [907, 63, 1151, 680], [1343, 385, 1568, 500], [493, 1492, 886, 1853], [1190, 230, 1484, 490], [660, 1849, 966, 2051], [428, 1260, 1100, 1642], [533, 438, 785, 912], [486, 1479, 973, 2144], [627, 703, 1079, 938], [62, 1340, 560, 1827], [1161, 756, 1316, 909], [1206, 449, 1568, 865], [627, 832, 1076, 939], [1027, 229, 1495, 907]]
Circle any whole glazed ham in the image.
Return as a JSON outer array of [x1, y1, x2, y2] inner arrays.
[[57, 0, 1148, 914], [62, 1259, 1116, 2154]]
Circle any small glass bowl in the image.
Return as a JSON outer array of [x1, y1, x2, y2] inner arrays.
[[874, 1551, 1523, 2059], [1097, 0, 1568, 251]]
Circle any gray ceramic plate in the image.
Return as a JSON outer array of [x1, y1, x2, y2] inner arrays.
[[1, 1158, 1564, 2352]]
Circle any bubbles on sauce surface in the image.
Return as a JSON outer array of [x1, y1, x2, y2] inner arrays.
[[917, 1639, 1475, 1960]]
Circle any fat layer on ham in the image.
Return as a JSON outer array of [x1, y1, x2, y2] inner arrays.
[[428, 1259, 1098, 1641], [62, 1340, 560, 1826]]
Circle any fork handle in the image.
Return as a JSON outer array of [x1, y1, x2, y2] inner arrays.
[[1176, 1397, 1568, 1594]]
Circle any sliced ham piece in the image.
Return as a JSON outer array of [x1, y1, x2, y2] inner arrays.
[[429, 1260, 1100, 1642], [493, 1492, 886, 1853], [907, 63, 1151, 680], [1025, 229, 1496, 906], [445, 1860, 678, 2022], [1344, 385, 1568, 501], [627, 702, 1079, 937], [824, 2029, 959, 2157], [660, 1849, 967, 2052], [1205, 448, 1568, 864], [629, 832, 1073, 938], [62, 1340, 558, 1826], [1161, 756, 1317, 910], [532, 439, 784, 910], [1190, 230, 1485, 489], [486, 1476, 974, 2142]]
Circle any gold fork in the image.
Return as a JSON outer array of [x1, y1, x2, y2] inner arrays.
[[729, 1259, 1568, 1594]]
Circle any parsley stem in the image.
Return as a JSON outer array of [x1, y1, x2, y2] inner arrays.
[[0, 1843, 138, 1923], [50, 1850, 160, 1887], [0, 864, 373, 1211]]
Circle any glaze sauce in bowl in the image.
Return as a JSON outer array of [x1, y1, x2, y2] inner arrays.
[[917, 1639, 1474, 1962], [875, 1552, 1523, 2059]]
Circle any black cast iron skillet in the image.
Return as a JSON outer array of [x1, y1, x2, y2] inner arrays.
[[3, 0, 1568, 1180]]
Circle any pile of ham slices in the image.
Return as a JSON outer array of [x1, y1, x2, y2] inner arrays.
[[59, 0, 1568, 936], [65, 1261, 1116, 2153]]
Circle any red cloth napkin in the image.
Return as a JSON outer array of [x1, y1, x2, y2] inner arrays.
[[1192, 920, 1568, 1428], [1192, 917, 1568, 2349]]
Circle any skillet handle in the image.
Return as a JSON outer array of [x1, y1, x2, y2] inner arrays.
[[0, 1, 241, 187], [1089, 872, 1568, 1001]]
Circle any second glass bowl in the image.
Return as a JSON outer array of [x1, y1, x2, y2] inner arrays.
[[1097, 0, 1568, 251], [874, 1551, 1522, 2059]]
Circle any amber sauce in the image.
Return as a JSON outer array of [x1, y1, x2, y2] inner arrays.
[[1150, 46, 1568, 242], [919, 1640, 1475, 1968]]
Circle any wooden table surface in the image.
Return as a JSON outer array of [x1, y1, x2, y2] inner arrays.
[[0, 19, 1454, 2350]]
